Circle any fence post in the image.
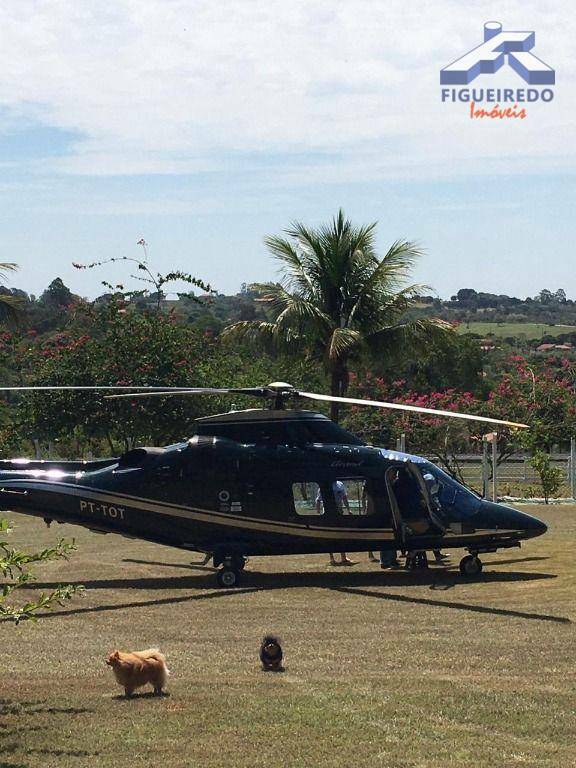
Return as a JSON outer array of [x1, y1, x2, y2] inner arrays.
[[396, 433, 406, 452], [33, 438, 41, 460], [492, 433, 498, 501], [482, 436, 489, 498], [571, 437, 576, 500]]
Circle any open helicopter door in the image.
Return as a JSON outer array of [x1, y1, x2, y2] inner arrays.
[[406, 462, 447, 535], [385, 461, 446, 546]]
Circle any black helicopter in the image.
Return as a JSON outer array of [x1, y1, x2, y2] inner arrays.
[[0, 382, 546, 587]]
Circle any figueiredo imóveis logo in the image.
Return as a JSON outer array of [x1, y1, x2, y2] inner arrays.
[[440, 21, 555, 120]]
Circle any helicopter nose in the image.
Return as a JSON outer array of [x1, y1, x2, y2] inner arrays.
[[478, 501, 547, 539], [517, 510, 547, 538], [483, 501, 548, 539], [502, 504, 545, 537]]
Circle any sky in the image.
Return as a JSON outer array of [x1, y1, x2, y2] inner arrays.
[[0, 0, 574, 301]]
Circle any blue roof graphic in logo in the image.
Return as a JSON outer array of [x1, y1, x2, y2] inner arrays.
[[440, 21, 555, 86]]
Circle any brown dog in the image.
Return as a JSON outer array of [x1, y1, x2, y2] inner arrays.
[[106, 648, 169, 697]]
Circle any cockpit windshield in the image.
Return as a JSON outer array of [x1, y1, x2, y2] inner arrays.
[[419, 461, 481, 519]]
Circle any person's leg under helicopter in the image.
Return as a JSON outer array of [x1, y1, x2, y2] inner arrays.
[[380, 549, 400, 569], [329, 552, 355, 566]]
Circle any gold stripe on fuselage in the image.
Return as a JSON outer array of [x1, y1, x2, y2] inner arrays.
[[2, 480, 518, 542], [3, 480, 395, 540]]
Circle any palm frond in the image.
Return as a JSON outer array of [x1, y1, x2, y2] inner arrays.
[[221, 319, 304, 354], [0, 263, 23, 324], [367, 317, 453, 353], [374, 283, 430, 315], [274, 296, 332, 334], [262, 237, 316, 297], [341, 243, 421, 329], [0, 294, 24, 324], [221, 320, 278, 344], [0, 263, 18, 281], [328, 327, 362, 362], [282, 221, 331, 281], [249, 283, 330, 330], [366, 240, 422, 289]]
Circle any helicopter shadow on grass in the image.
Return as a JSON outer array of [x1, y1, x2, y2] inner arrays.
[[237, 569, 568, 624], [27, 566, 556, 594], [22, 567, 569, 625], [330, 586, 571, 624]]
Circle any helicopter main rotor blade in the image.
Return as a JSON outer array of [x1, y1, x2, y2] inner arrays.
[[105, 388, 236, 399], [0, 386, 205, 393], [0, 384, 528, 428], [0, 385, 270, 399], [297, 391, 529, 429]]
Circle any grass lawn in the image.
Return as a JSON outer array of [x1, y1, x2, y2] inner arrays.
[[456, 322, 576, 340], [2, 507, 575, 768]]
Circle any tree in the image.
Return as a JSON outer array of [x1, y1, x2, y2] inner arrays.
[[17, 305, 217, 453], [554, 288, 567, 304], [341, 374, 485, 481], [456, 288, 478, 302], [15, 302, 326, 455], [1, 518, 80, 623], [487, 356, 576, 453], [367, 332, 485, 394], [39, 278, 75, 309], [537, 289, 554, 305], [223, 210, 451, 421]]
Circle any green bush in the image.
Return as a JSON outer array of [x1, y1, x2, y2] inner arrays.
[[530, 451, 563, 504]]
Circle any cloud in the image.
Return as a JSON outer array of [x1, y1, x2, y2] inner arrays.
[[0, 0, 573, 180]]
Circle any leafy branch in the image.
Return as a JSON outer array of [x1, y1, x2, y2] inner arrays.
[[0, 519, 82, 623], [73, 240, 214, 311]]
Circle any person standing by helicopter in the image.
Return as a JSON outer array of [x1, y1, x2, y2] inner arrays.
[[316, 481, 355, 566]]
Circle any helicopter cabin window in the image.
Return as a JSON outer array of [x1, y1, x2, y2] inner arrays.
[[332, 479, 376, 516], [292, 479, 377, 517], [293, 482, 324, 515]]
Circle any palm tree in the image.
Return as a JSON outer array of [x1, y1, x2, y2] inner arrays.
[[0, 263, 23, 323], [223, 210, 451, 421]]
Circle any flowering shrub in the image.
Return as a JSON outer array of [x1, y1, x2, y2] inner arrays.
[[343, 355, 576, 482]]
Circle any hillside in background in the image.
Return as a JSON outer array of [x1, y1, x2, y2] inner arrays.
[[3, 279, 576, 356]]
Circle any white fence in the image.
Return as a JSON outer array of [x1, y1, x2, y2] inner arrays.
[[395, 433, 576, 500]]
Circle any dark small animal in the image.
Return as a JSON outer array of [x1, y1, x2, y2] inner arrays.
[[260, 635, 284, 672]]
